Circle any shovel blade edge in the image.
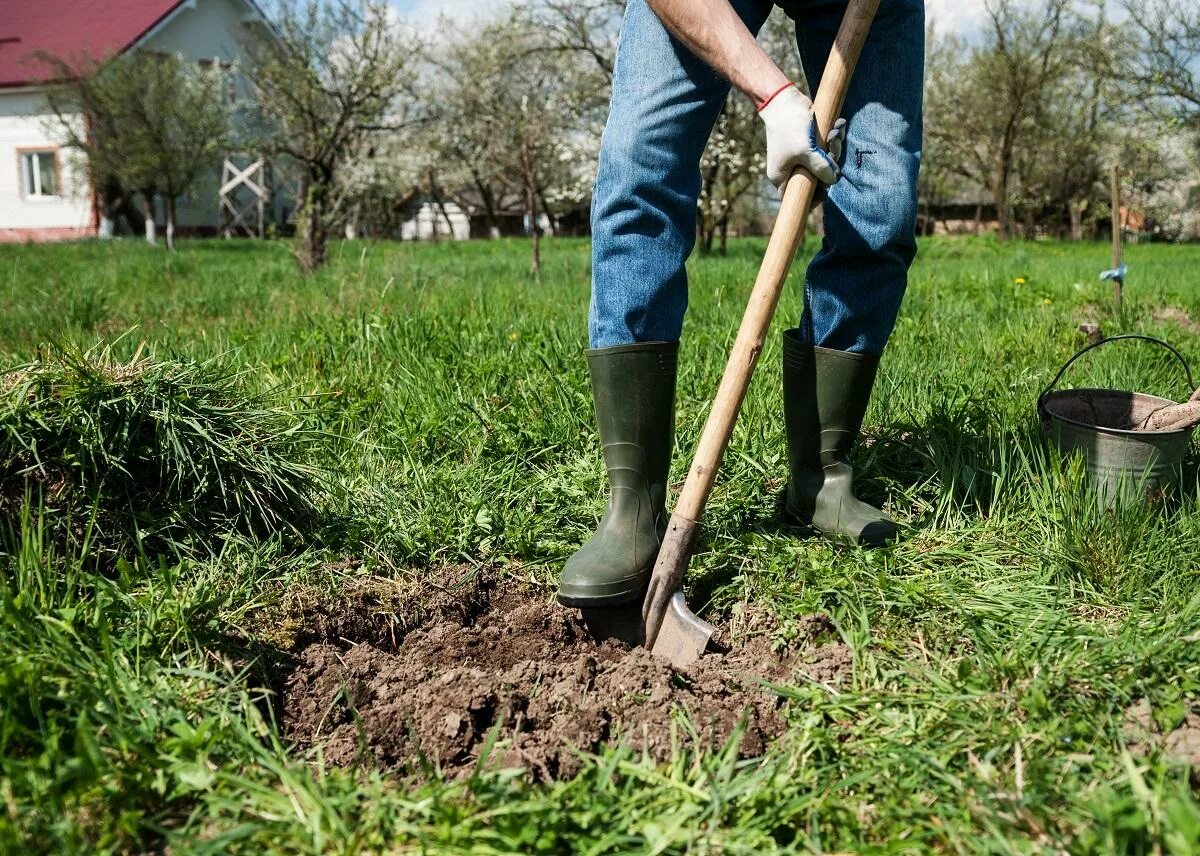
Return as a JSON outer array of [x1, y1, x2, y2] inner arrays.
[[649, 591, 715, 669]]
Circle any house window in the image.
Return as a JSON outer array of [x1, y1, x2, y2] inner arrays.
[[20, 150, 59, 198], [199, 58, 237, 106]]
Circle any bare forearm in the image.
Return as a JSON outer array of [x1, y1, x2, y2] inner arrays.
[[645, 0, 788, 103]]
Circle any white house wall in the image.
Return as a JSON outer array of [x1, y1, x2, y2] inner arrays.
[[0, 89, 93, 240], [144, 0, 251, 61], [400, 203, 471, 242], [0, 0, 263, 241]]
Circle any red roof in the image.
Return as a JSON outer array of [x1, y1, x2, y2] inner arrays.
[[0, 0, 184, 88]]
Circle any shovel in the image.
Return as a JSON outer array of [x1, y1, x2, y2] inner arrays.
[[585, 0, 882, 668]]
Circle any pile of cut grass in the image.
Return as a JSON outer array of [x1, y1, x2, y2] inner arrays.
[[0, 342, 322, 559]]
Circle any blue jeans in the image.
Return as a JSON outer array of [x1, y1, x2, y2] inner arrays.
[[588, 0, 924, 355]]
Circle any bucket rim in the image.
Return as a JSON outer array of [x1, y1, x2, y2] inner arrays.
[[1039, 387, 1196, 438]]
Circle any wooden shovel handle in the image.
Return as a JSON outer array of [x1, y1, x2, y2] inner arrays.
[[673, 0, 880, 523]]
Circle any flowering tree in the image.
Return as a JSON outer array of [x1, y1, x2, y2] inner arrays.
[[243, 0, 419, 273], [42, 52, 232, 249], [423, 13, 602, 275], [1125, 0, 1200, 125], [697, 9, 802, 253], [697, 96, 765, 254]]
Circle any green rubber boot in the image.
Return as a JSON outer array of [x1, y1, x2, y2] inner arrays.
[[557, 342, 677, 607], [782, 329, 897, 547]]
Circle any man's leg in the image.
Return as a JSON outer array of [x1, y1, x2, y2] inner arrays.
[[794, 0, 923, 353], [561, 0, 773, 606], [588, 0, 774, 347], [780, 0, 924, 545]]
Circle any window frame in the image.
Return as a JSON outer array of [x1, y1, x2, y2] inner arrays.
[[17, 147, 62, 200], [198, 57, 237, 106]]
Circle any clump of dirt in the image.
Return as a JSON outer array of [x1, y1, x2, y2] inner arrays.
[[1122, 698, 1200, 766], [283, 569, 850, 781], [1153, 306, 1200, 335], [263, 562, 495, 652]]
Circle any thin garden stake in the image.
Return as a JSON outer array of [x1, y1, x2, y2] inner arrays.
[[1111, 164, 1123, 309]]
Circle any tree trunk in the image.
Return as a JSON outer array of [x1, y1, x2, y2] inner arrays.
[[993, 178, 1011, 241], [994, 135, 1015, 240], [471, 170, 500, 239], [164, 195, 176, 252], [344, 202, 360, 240], [142, 192, 157, 245], [427, 203, 440, 242], [810, 203, 825, 238], [425, 170, 450, 242], [1022, 206, 1036, 241], [117, 195, 142, 236], [1068, 201, 1085, 241], [436, 198, 455, 240], [520, 139, 541, 280], [97, 185, 124, 238], [973, 203, 983, 235], [297, 178, 329, 274], [696, 156, 720, 254], [537, 186, 557, 236], [718, 216, 729, 256]]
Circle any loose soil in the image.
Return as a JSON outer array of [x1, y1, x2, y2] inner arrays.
[[1123, 698, 1200, 766], [1153, 306, 1200, 335], [283, 567, 851, 781]]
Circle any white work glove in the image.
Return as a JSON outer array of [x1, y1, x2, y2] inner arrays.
[[757, 83, 846, 189]]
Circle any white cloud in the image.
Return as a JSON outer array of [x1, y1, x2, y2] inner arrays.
[[390, 0, 507, 34], [925, 0, 988, 36]]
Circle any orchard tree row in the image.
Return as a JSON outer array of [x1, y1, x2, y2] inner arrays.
[[43, 0, 1200, 272]]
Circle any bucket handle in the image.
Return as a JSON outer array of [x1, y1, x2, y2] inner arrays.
[[1038, 334, 1195, 416]]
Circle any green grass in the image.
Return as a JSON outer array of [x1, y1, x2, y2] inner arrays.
[[2, 234, 1200, 852]]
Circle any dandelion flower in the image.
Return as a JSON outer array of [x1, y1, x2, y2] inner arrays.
[[1014, 277, 1027, 285]]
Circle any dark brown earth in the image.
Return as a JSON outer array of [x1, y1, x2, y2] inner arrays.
[[282, 567, 851, 781]]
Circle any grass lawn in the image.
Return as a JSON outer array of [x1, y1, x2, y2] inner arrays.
[[1, 234, 1200, 852]]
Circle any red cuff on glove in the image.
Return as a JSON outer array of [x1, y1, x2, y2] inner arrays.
[[756, 82, 796, 112]]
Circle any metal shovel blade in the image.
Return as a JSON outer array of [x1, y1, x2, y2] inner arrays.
[[639, 514, 715, 668], [648, 591, 715, 668], [580, 592, 714, 668], [578, 515, 715, 667]]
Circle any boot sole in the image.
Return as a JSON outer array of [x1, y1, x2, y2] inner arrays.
[[784, 499, 898, 548], [556, 585, 646, 609]]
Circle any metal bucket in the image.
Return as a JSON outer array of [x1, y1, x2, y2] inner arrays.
[[1038, 335, 1196, 507]]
